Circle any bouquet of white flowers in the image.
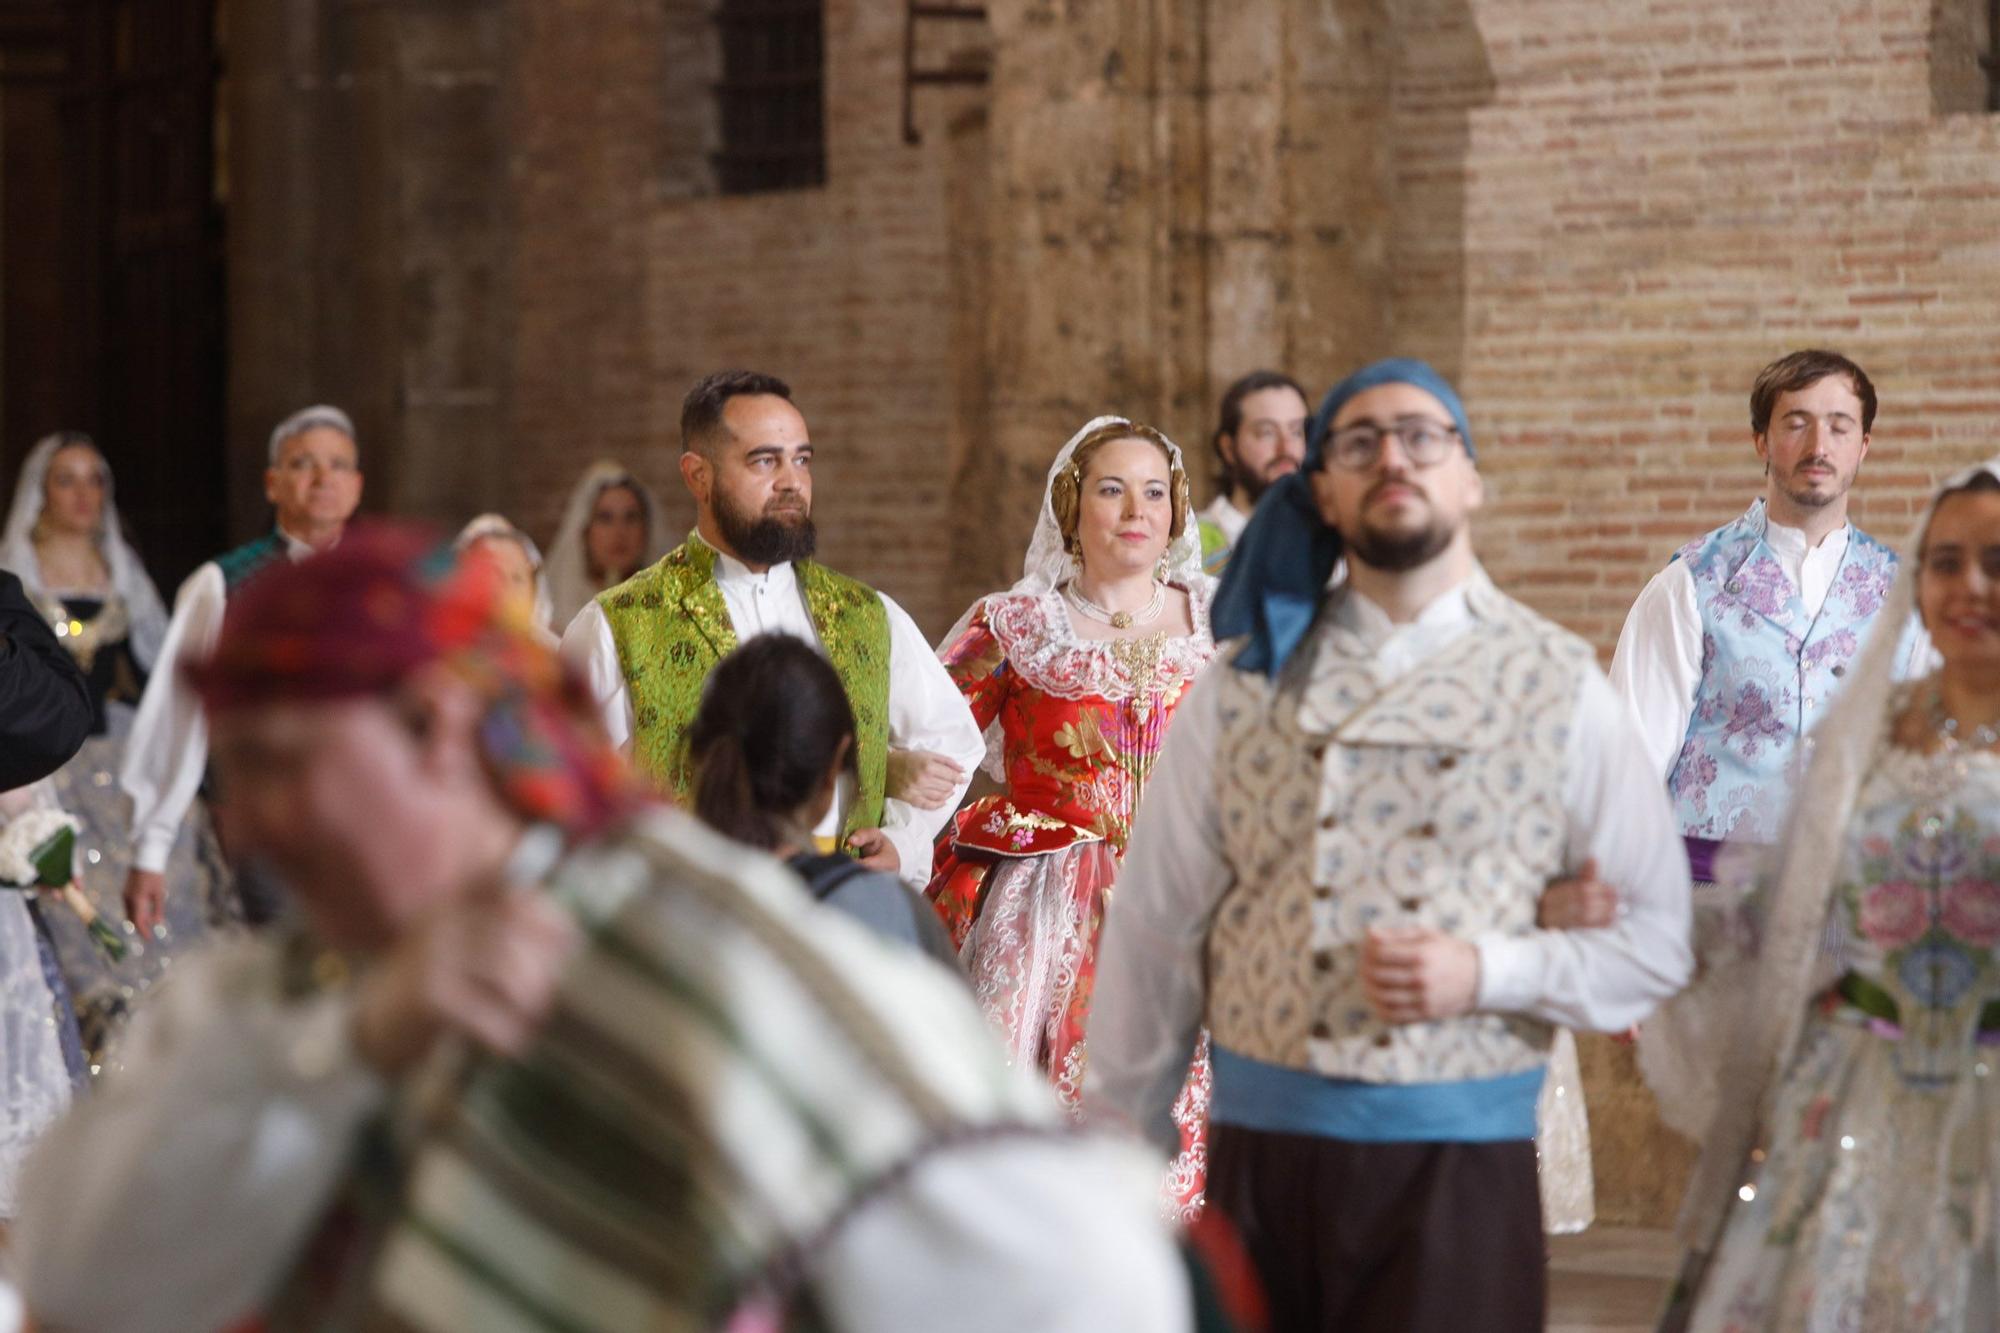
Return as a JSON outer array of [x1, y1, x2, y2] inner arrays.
[[0, 808, 127, 961]]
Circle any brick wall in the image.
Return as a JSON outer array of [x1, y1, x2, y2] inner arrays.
[[248, 0, 2000, 648], [506, 0, 669, 557], [1444, 0, 2000, 656], [504, 0, 982, 637]]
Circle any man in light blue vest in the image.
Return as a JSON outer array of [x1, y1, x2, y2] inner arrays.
[[1610, 349, 1897, 888], [1609, 349, 1903, 1139]]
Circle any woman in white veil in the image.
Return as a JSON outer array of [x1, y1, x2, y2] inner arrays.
[[0, 432, 222, 1069], [0, 432, 169, 679], [925, 415, 1218, 1219], [1664, 456, 2000, 1331], [542, 462, 669, 630], [455, 513, 556, 644]]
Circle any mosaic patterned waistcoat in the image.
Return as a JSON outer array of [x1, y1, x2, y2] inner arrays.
[[1207, 573, 1587, 1083], [1666, 500, 1896, 843], [598, 536, 891, 836]]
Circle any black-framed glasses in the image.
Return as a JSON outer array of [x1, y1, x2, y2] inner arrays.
[[1324, 417, 1463, 471]]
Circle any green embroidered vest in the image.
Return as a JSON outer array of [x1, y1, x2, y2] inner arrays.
[[1197, 517, 1232, 577], [598, 535, 891, 837]]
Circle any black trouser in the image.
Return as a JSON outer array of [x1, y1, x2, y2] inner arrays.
[[1206, 1123, 1546, 1333]]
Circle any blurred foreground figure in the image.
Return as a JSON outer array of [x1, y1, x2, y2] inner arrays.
[[14, 525, 1191, 1333]]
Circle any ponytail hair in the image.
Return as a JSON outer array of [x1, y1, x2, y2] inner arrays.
[[685, 635, 859, 851]]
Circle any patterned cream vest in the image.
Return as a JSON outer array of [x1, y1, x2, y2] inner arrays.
[[1208, 574, 1591, 1083]]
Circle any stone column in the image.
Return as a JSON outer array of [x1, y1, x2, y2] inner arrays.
[[968, 0, 1211, 580]]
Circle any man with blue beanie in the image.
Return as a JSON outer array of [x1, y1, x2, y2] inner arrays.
[[1085, 359, 1693, 1331]]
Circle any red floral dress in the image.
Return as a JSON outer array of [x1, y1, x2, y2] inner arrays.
[[927, 586, 1215, 1220]]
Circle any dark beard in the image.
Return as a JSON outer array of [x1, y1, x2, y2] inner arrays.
[[1348, 519, 1454, 573], [1229, 454, 1298, 506], [1230, 457, 1273, 506], [716, 490, 816, 566]]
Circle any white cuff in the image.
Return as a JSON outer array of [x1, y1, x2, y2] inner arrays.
[[132, 829, 176, 875], [881, 823, 935, 890], [1472, 932, 1540, 1014]]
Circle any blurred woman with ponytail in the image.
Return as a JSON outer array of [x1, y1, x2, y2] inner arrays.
[[686, 635, 959, 970]]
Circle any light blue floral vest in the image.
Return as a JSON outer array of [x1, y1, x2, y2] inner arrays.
[[1667, 499, 1896, 842]]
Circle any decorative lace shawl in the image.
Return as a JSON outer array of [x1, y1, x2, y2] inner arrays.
[[983, 586, 1216, 704]]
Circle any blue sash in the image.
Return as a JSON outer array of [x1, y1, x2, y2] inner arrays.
[[1209, 1044, 1545, 1143]]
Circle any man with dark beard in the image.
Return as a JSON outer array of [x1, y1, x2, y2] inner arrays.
[[1197, 370, 1310, 575], [1085, 359, 1691, 1332], [562, 370, 982, 884]]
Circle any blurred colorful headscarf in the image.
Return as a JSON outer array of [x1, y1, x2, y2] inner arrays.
[[190, 521, 648, 839]]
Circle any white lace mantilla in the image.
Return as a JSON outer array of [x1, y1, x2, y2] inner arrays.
[[982, 585, 1216, 705]]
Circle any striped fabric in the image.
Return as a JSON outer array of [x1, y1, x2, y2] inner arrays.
[[267, 808, 1057, 1331]]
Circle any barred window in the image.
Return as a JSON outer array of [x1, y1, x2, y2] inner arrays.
[[713, 0, 826, 194]]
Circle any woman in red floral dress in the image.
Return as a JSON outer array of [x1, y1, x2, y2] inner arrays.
[[927, 416, 1217, 1219]]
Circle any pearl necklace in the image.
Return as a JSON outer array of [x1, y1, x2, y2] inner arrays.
[[1930, 686, 2000, 753], [1065, 579, 1165, 630]]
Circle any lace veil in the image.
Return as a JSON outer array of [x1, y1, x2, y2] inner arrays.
[[0, 433, 170, 671], [542, 461, 671, 632], [1677, 456, 1995, 1251], [941, 416, 1215, 646], [455, 512, 556, 637]]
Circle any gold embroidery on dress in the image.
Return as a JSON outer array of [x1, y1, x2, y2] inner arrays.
[[1110, 630, 1169, 721], [36, 592, 129, 674]]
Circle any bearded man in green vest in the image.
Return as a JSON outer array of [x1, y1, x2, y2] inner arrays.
[[562, 370, 984, 886]]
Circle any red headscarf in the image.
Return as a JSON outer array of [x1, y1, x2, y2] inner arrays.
[[190, 521, 649, 838]]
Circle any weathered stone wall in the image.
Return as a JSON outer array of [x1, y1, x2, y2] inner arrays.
[[226, 0, 513, 535], [506, 0, 666, 548]]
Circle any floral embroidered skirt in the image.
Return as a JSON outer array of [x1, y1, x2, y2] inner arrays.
[[929, 838, 1210, 1221], [1686, 1010, 2000, 1331]]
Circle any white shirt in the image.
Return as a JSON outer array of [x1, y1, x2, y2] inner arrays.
[[561, 541, 983, 886], [1084, 580, 1694, 1152], [1608, 515, 1852, 779], [1198, 494, 1250, 549], [120, 528, 319, 873]]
